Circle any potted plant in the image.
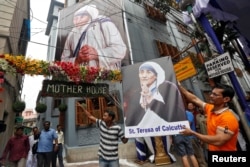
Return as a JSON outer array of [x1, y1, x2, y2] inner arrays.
[[58, 103, 67, 112], [35, 103, 47, 113], [15, 116, 24, 124], [12, 101, 26, 113]]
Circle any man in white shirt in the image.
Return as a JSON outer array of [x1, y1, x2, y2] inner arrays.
[[26, 127, 39, 167], [52, 125, 64, 167]]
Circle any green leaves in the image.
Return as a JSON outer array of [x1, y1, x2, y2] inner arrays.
[[12, 101, 26, 113], [35, 103, 47, 113]]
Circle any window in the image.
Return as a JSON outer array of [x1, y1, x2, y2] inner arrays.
[[52, 98, 62, 116], [75, 95, 120, 127], [155, 40, 179, 61], [53, 98, 62, 109], [144, 3, 167, 24], [176, 22, 190, 36], [18, 19, 30, 55]]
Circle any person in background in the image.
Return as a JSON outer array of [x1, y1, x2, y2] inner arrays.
[[52, 125, 64, 167], [179, 83, 239, 151], [61, 4, 127, 70], [172, 110, 199, 167], [187, 102, 199, 129], [26, 127, 39, 167], [186, 107, 207, 167], [37, 121, 58, 167], [196, 107, 208, 161], [78, 103, 128, 167], [0, 126, 30, 167]]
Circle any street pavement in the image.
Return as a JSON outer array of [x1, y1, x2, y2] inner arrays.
[[63, 159, 182, 167], [63, 153, 183, 167]]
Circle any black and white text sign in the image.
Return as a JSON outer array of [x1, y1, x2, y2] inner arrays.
[[205, 52, 234, 78]]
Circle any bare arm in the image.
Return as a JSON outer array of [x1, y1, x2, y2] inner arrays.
[[180, 126, 234, 146], [178, 83, 205, 109], [54, 138, 59, 150], [121, 137, 128, 144], [77, 102, 97, 122], [54, 138, 58, 145]]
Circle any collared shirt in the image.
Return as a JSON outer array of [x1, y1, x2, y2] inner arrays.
[[37, 128, 58, 152], [1, 135, 30, 161], [55, 130, 64, 144], [205, 103, 238, 151], [186, 110, 196, 131], [186, 110, 196, 139], [96, 119, 124, 160]]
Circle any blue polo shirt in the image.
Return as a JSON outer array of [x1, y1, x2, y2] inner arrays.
[[186, 110, 196, 131], [37, 128, 58, 152], [186, 110, 196, 139]]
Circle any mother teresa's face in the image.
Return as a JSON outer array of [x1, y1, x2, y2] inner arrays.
[[139, 69, 157, 87], [73, 14, 90, 27]]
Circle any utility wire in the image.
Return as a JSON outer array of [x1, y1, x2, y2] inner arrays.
[[2, 0, 192, 45], [1, 0, 198, 64]]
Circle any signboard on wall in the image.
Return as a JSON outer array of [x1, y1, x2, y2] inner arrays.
[[205, 52, 234, 78], [174, 56, 197, 81], [41, 80, 109, 97]]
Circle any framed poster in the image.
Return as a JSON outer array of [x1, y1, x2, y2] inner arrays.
[[122, 57, 189, 137]]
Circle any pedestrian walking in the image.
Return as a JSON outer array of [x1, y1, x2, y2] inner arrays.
[[37, 121, 58, 167], [26, 127, 40, 167], [0, 125, 30, 167], [52, 125, 64, 167]]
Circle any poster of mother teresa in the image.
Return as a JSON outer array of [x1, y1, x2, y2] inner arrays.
[[55, 0, 129, 70], [122, 57, 190, 138]]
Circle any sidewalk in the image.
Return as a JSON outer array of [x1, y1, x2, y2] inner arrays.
[[63, 154, 182, 167], [63, 159, 182, 167]]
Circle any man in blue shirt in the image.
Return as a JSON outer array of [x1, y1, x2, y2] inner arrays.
[[186, 110, 207, 167], [186, 110, 196, 132], [173, 111, 199, 167], [37, 121, 58, 167]]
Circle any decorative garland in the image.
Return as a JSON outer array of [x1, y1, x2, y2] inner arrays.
[[0, 54, 122, 83]]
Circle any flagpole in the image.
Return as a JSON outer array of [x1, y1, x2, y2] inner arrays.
[[198, 13, 250, 141], [179, 0, 250, 142], [198, 14, 250, 114]]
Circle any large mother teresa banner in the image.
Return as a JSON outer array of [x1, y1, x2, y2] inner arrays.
[[122, 57, 189, 138], [56, 0, 129, 70]]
